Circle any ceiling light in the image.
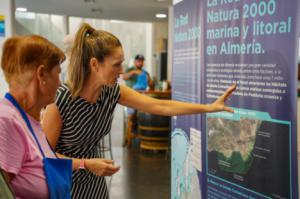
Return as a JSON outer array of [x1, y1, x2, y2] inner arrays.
[[110, 20, 124, 23], [156, 0, 168, 2], [16, 7, 27, 12], [156, 14, 167, 18]]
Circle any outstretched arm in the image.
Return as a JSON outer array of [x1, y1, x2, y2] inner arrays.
[[118, 84, 236, 116]]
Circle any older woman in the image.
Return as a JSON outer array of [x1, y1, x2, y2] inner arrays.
[[0, 35, 72, 199], [42, 23, 236, 199]]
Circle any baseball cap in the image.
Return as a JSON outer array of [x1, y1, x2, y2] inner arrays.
[[135, 54, 145, 60]]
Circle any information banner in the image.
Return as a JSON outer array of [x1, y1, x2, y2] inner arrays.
[[171, 0, 204, 198], [204, 0, 299, 198], [171, 0, 300, 198]]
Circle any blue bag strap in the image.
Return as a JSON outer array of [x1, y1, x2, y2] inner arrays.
[[5, 93, 46, 158]]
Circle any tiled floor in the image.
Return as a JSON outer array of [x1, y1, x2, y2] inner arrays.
[[107, 105, 170, 199]]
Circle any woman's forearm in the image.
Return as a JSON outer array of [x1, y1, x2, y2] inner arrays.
[[156, 100, 214, 116]]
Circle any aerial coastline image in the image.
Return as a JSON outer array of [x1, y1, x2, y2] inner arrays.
[[207, 117, 291, 198]]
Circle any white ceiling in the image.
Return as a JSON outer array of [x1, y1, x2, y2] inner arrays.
[[15, 0, 171, 22]]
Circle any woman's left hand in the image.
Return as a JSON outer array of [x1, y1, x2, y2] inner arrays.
[[211, 83, 237, 113]]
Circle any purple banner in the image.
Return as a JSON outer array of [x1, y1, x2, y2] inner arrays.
[[172, 0, 300, 198]]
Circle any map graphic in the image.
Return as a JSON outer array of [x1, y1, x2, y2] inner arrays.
[[171, 128, 201, 199], [207, 118, 262, 174]]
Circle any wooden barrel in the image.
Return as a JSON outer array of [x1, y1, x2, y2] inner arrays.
[[137, 111, 170, 151]]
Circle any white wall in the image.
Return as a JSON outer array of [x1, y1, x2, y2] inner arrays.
[[15, 13, 156, 82], [152, 22, 168, 53], [13, 11, 167, 91], [152, 21, 168, 80], [167, 6, 174, 81], [146, 23, 153, 77], [69, 17, 153, 75], [0, 0, 15, 97], [16, 12, 65, 49]]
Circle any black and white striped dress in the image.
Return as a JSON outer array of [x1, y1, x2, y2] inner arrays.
[[55, 83, 120, 199]]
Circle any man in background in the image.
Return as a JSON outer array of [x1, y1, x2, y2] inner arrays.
[[122, 54, 154, 146], [123, 54, 154, 90]]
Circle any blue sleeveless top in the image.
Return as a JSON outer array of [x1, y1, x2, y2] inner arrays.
[[133, 70, 148, 90]]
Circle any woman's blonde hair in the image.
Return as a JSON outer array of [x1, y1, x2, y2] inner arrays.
[[68, 23, 122, 97], [1, 35, 65, 86]]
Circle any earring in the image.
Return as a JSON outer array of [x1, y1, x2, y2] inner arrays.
[[42, 81, 46, 85]]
